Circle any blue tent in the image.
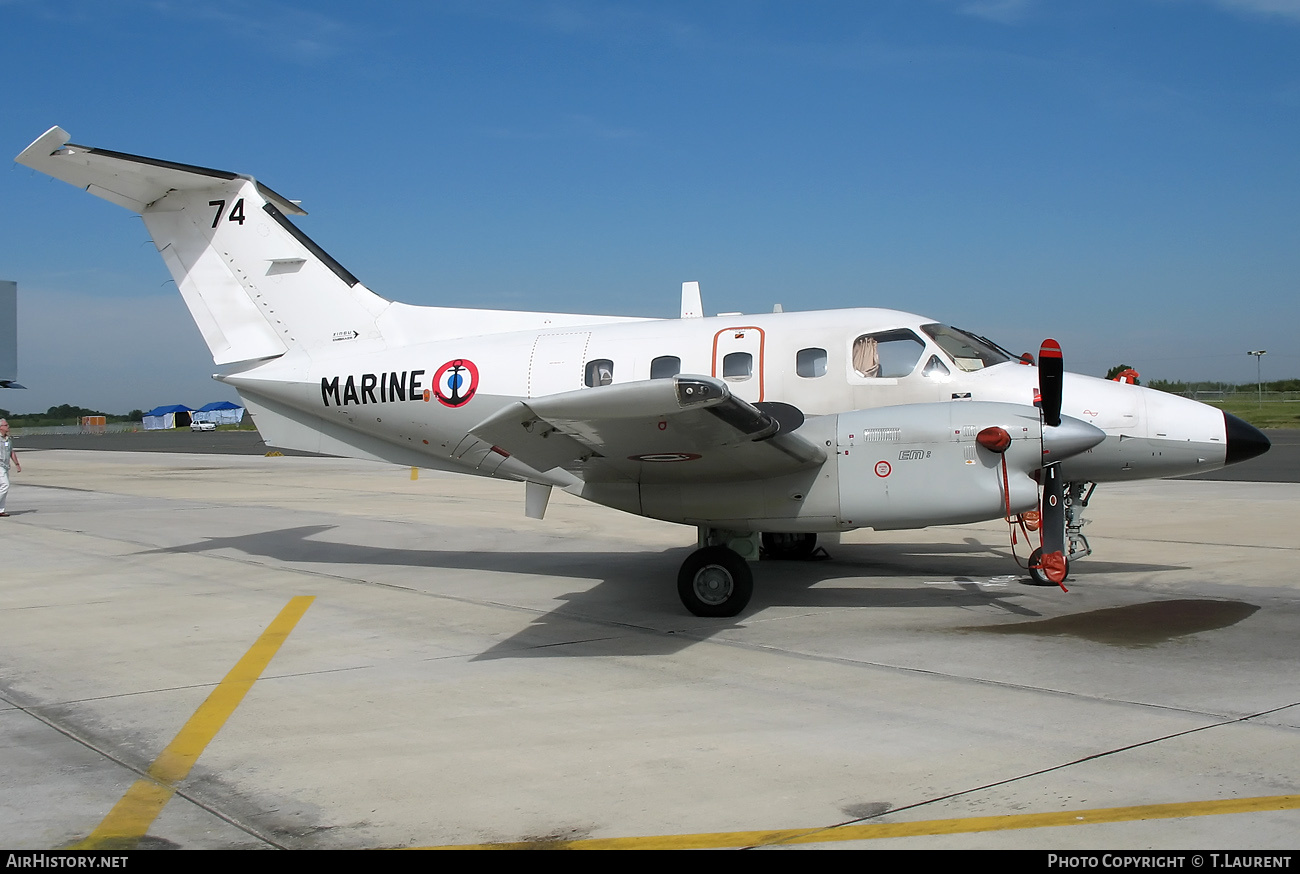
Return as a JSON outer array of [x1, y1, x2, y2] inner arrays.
[[142, 404, 194, 430], [192, 400, 245, 425]]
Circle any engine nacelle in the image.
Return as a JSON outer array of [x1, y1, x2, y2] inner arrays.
[[834, 403, 1042, 530], [590, 401, 1099, 535]]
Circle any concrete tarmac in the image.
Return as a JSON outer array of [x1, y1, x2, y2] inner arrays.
[[2, 449, 1298, 849]]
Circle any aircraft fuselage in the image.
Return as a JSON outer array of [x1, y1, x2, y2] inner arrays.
[[221, 305, 1233, 490]]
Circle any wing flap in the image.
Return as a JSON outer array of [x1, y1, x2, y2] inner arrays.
[[472, 375, 826, 484]]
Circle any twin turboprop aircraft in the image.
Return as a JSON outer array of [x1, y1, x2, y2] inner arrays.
[[17, 126, 1271, 616]]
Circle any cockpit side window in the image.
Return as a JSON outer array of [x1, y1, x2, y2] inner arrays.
[[921, 324, 1012, 372], [852, 329, 925, 378], [922, 355, 950, 378]]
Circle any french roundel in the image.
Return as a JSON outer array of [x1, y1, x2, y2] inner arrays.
[[433, 359, 479, 408]]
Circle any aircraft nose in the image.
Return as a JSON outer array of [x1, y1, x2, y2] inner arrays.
[[1224, 412, 1270, 465]]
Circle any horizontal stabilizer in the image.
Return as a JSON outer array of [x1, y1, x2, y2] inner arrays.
[[17, 127, 306, 216]]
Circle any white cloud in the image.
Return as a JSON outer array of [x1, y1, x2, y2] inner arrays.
[[957, 0, 1038, 24], [148, 0, 354, 63], [448, 0, 703, 50], [1207, 0, 1300, 22], [954, 0, 1300, 25], [480, 113, 640, 141]]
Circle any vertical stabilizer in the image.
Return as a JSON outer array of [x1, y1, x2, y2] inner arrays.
[[16, 127, 390, 366]]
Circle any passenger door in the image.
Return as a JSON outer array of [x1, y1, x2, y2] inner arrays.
[[712, 326, 765, 403]]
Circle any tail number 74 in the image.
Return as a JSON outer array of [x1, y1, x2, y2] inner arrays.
[[208, 198, 246, 228]]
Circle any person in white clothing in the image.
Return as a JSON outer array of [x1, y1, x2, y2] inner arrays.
[[0, 418, 20, 517]]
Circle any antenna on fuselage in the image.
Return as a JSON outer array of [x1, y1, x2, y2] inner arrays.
[[681, 281, 703, 319]]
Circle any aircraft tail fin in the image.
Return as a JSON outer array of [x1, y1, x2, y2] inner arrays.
[[16, 126, 389, 365]]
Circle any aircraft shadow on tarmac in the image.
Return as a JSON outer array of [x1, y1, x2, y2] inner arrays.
[[137, 526, 1188, 660]]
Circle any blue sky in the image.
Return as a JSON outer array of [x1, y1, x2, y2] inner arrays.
[[3, 0, 1298, 413]]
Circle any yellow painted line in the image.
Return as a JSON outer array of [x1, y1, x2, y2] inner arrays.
[[421, 793, 1300, 850], [73, 596, 315, 850]]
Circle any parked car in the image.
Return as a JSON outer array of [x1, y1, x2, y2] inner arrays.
[[190, 421, 216, 431]]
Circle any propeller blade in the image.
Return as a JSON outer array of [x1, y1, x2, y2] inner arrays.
[[1034, 339, 1070, 589], [1038, 338, 1063, 428], [1039, 461, 1068, 588]]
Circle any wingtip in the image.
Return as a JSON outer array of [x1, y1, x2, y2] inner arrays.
[[16, 126, 71, 166]]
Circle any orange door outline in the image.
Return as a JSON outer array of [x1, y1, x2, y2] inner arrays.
[[711, 326, 765, 402]]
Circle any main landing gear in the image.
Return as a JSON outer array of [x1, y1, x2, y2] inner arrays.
[[677, 528, 759, 617], [761, 532, 818, 561], [676, 529, 827, 616], [678, 546, 753, 617]]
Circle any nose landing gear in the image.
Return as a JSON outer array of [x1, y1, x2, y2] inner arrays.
[[1026, 480, 1095, 586]]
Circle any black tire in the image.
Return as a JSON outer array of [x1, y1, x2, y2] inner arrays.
[[1027, 547, 1069, 586], [678, 546, 754, 617], [761, 532, 818, 560]]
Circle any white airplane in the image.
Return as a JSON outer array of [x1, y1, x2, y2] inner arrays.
[[16, 126, 1270, 616]]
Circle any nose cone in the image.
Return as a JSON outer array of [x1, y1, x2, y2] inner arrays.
[[1224, 413, 1270, 465], [1042, 415, 1107, 461]]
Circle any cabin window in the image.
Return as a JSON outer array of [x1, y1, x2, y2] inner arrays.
[[852, 329, 925, 378], [796, 347, 827, 378], [651, 355, 681, 379], [722, 351, 752, 381], [585, 359, 614, 387]]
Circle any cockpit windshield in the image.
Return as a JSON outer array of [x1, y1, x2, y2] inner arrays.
[[921, 324, 1013, 372]]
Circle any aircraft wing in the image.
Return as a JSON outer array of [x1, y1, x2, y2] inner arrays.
[[470, 376, 826, 484]]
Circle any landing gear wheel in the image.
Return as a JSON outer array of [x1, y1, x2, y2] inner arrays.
[[1027, 547, 1069, 586], [761, 532, 818, 560], [678, 546, 753, 617]]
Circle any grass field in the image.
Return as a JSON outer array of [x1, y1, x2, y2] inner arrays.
[[1207, 399, 1300, 430]]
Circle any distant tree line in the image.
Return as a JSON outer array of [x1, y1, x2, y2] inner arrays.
[[1146, 379, 1300, 394], [0, 404, 145, 427], [1101, 364, 1299, 393]]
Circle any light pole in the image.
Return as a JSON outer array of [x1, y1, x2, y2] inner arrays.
[[1248, 350, 1267, 407]]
